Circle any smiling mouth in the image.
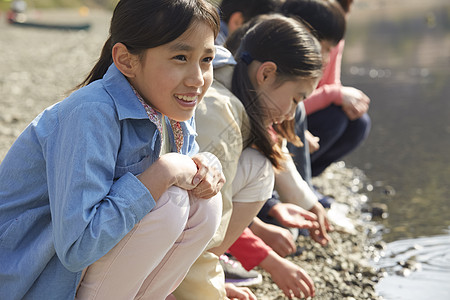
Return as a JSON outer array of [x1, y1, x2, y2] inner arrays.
[[175, 94, 197, 102]]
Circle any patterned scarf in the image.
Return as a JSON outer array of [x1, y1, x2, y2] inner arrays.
[[133, 88, 184, 153]]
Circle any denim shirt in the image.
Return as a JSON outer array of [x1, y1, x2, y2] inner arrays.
[[0, 64, 199, 299]]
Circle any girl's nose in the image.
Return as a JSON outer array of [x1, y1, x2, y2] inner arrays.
[[185, 64, 204, 88]]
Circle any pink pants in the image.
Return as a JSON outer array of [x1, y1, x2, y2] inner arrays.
[[75, 186, 222, 300]]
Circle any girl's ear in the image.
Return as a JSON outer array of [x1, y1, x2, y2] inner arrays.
[[255, 61, 277, 86], [112, 42, 138, 78]]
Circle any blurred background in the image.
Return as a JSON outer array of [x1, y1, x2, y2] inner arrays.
[[0, 0, 115, 11], [340, 1, 450, 298], [0, 0, 449, 299]]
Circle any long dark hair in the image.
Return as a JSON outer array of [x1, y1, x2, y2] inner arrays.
[[78, 0, 219, 88], [231, 15, 322, 169], [279, 0, 346, 45], [219, 0, 280, 23], [336, 0, 353, 13]]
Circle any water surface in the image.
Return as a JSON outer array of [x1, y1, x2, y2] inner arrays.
[[375, 234, 450, 299], [343, 0, 449, 244], [339, 1, 450, 298]]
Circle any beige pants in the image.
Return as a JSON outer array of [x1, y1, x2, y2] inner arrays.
[[75, 186, 222, 300]]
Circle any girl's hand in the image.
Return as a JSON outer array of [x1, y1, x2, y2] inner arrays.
[[305, 130, 320, 154], [225, 283, 257, 300], [190, 152, 226, 199], [269, 203, 318, 230], [341, 86, 370, 120], [137, 152, 224, 201], [260, 251, 315, 299], [308, 202, 333, 246], [159, 153, 199, 190], [250, 218, 296, 257], [137, 152, 198, 201]]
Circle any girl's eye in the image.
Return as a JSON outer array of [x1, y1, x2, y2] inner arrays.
[[173, 55, 187, 61], [203, 56, 214, 63]]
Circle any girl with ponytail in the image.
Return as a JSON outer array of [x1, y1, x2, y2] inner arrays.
[[175, 14, 323, 300]]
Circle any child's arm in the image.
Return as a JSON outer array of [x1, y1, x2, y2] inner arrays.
[[179, 116, 226, 199], [274, 149, 332, 246], [136, 153, 198, 200], [47, 103, 154, 272], [48, 103, 223, 272], [303, 40, 345, 115], [249, 217, 296, 257], [259, 249, 315, 299], [137, 152, 225, 200]]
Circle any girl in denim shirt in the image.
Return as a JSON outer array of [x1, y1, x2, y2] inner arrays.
[[0, 0, 224, 299]]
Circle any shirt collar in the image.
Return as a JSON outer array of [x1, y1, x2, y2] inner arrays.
[[102, 63, 195, 153], [213, 45, 236, 68], [102, 63, 149, 121]]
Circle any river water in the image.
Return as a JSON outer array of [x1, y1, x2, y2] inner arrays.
[[340, 0, 450, 298]]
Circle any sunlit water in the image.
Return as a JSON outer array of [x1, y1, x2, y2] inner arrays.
[[339, 1, 450, 298], [375, 233, 450, 299]]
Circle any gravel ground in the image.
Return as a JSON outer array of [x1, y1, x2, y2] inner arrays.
[[0, 8, 384, 299], [0, 8, 109, 159], [251, 163, 385, 299]]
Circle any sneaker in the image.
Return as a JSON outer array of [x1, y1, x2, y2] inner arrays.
[[219, 254, 262, 287]]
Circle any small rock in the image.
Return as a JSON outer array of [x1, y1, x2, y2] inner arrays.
[[370, 202, 388, 219]]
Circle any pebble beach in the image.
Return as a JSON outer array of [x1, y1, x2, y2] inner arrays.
[[252, 163, 385, 299]]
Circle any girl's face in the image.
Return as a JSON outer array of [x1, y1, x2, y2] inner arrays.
[[258, 76, 319, 126], [129, 21, 215, 122]]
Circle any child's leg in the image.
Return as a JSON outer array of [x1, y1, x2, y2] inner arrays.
[[307, 105, 348, 175], [288, 102, 313, 185], [75, 186, 221, 300], [135, 192, 222, 298], [311, 112, 371, 176], [308, 105, 371, 176]]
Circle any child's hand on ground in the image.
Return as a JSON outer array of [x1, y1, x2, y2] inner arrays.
[[225, 283, 257, 300], [259, 250, 315, 299], [269, 203, 319, 230], [308, 202, 333, 246]]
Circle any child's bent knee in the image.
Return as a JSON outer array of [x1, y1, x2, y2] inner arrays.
[[152, 186, 190, 237], [164, 186, 190, 209], [205, 193, 223, 236], [190, 192, 223, 239]]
